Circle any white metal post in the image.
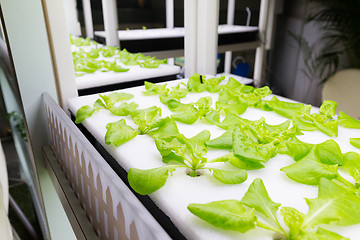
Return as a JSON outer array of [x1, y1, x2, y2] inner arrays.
[[227, 0, 235, 25], [196, 0, 220, 76], [101, 0, 119, 47], [265, 0, 277, 50], [224, 0, 235, 73], [166, 0, 174, 29], [82, 0, 94, 38], [166, 0, 175, 65], [43, 0, 78, 110], [184, 0, 198, 77], [253, 0, 270, 87], [63, 0, 81, 36]]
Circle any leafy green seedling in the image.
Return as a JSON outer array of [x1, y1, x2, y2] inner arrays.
[[128, 130, 249, 195], [75, 92, 135, 124], [338, 111, 360, 129], [350, 138, 360, 149], [188, 178, 353, 239]]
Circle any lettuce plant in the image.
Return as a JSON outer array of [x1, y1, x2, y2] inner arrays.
[[188, 178, 359, 239], [75, 92, 136, 124], [127, 116, 303, 195], [71, 36, 167, 75], [128, 130, 248, 195], [143, 81, 188, 104], [281, 137, 360, 194]]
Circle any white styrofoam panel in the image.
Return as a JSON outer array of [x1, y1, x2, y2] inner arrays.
[[68, 78, 360, 240], [94, 25, 258, 41], [76, 64, 180, 90]]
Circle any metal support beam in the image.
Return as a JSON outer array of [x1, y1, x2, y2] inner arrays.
[[101, 0, 119, 47], [82, 0, 94, 38], [184, 0, 198, 77], [166, 0, 174, 29], [224, 0, 235, 74], [196, 0, 219, 76], [254, 0, 274, 87]]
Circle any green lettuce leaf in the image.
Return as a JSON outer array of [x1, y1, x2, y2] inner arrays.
[[205, 129, 233, 149], [204, 109, 220, 125], [303, 178, 360, 228], [265, 96, 311, 119], [99, 92, 134, 109], [285, 137, 314, 161], [194, 97, 212, 118], [105, 119, 138, 146], [93, 99, 106, 108], [280, 207, 305, 239], [264, 119, 291, 131], [241, 178, 281, 228], [75, 105, 101, 124], [130, 106, 162, 134], [143, 81, 168, 96], [177, 130, 211, 158], [233, 127, 276, 162], [210, 153, 265, 170], [211, 169, 247, 184], [315, 227, 349, 240], [167, 99, 199, 124], [314, 139, 343, 165], [217, 113, 249, 130], [216, 101, 248, 116], [128, 165, 179, 195], [313, 119, 338, 137], [103, 62, 129, 72], [281, 158, 338, 185], [187, 200, 256, 232], [204, 76, 225, 92], [153, 137, 184, 157], [147, 117, 179, 139], [342, 151, 360, 183], [350, 138, 360, 149], [319, 100, 337, 119], [292, 115, 316, 131], [154, 137, 186, 164], [109, 102, 138, 116], [338, 111, 360, 129], [159, 84, 188, 104], [187, 74, 207, 93], [171, 109, 199, 124]]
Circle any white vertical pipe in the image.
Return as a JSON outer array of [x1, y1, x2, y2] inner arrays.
[[166, 0, 174, 29], [224, 0, 236, 73], [196, 0, 219, 76], [265, 0, 277, 50], [184, 0, 198, 77], [101, 0, 119, 47], [254, 0, 270, 87], [64, 0, 81, 36], [224, 52, 232, 73], [226, 0, 235, 25], [167, 58, 175, 65], [82, 0, 94, 38]]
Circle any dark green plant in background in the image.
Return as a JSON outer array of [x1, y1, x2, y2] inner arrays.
[[7, 111, 27, 142], [308, 0, 360, 70], [296, 0, 360, 83]]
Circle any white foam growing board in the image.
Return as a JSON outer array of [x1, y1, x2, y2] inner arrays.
[[76, 64, 180, 90], [94, 25, 258, 41], [68, 78, 360, 240]]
